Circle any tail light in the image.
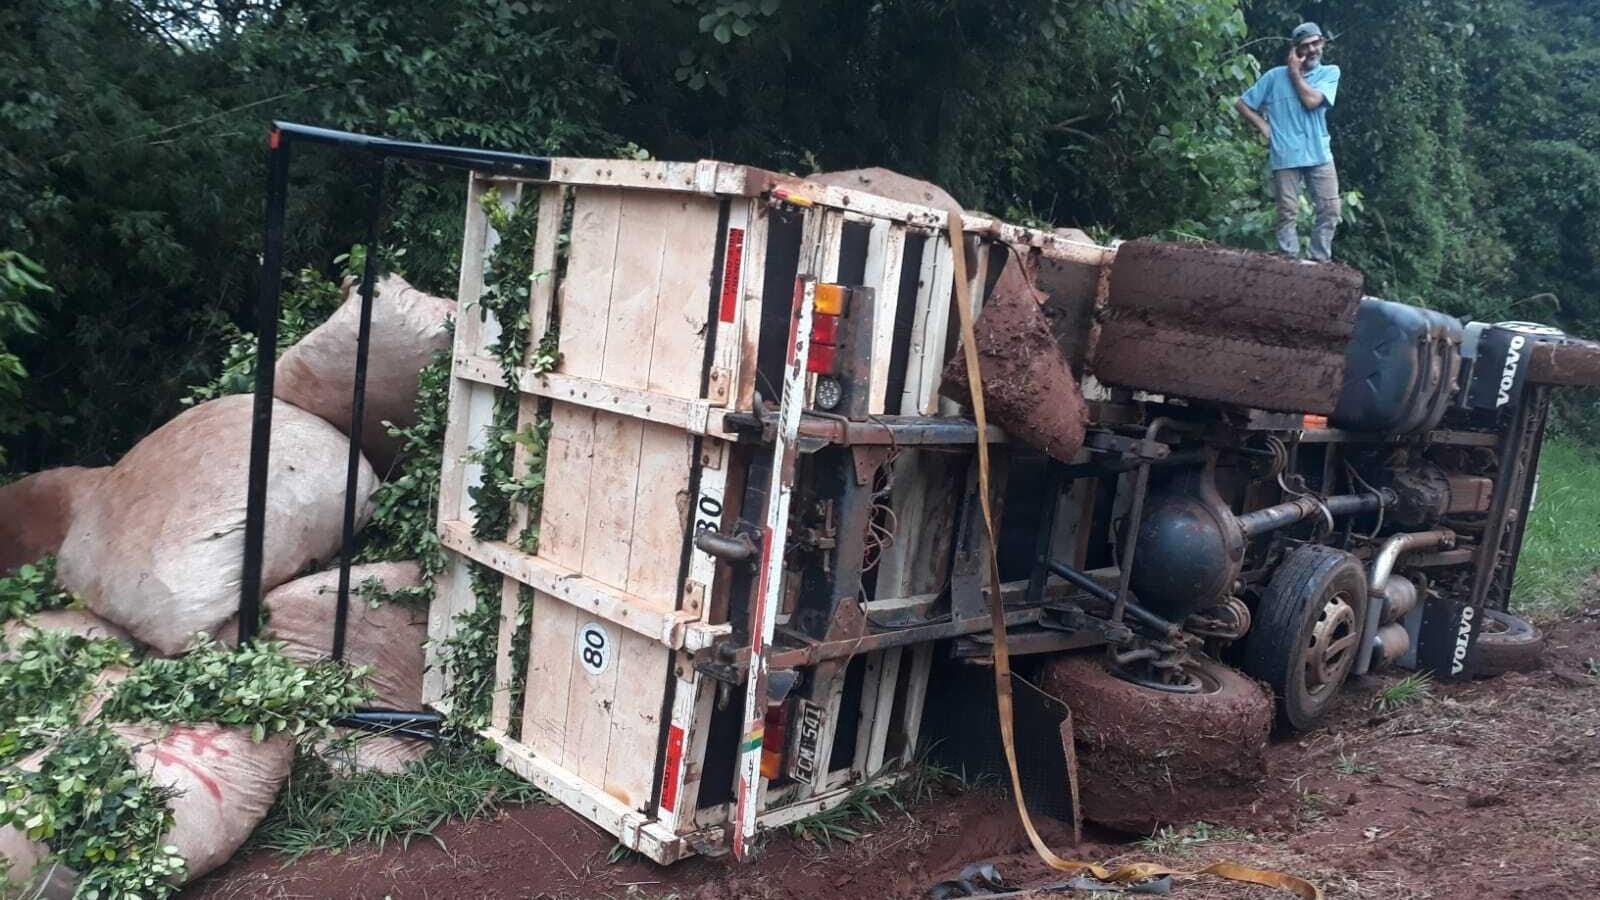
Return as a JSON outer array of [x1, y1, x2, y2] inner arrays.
[[807, 283, 847, 376], [760, 702, 789, 780]]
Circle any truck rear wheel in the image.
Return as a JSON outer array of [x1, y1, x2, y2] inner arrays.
[[1242, 545, 1368, 732], [1040, 653, 1270, 834], [1473, 609, 1544, 676]]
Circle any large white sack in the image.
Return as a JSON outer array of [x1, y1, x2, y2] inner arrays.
[[0, 749, 48, 894], [275, 273, 454, 475], [213, 562, 426, 708], [1, 610, 131, 661], [0, 467, 107, 574], [810, 167, 961, 211], [0, 824, 48, 893], [319, 730, 432, 776], [56, 394, 378, 656], [112, 724, 293, 884]]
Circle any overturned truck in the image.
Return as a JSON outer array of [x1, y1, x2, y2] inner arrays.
[[424, 153, 1600, 861]]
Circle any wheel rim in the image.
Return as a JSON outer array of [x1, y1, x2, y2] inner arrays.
[[1304, 589, 1359, 698], [1481, 614, 1510, 636]]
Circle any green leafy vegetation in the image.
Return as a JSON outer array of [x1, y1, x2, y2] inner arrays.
[[0, 251, 46, 464], [0, 556, 75, 625], [181, 262, 347, 406], [104, 641, 374, 742], [0, 725, 188, 897], [252, 743, 549, 860], [1514, 437, 1600, 616]]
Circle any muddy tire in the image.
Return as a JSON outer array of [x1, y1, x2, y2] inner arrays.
[[1093, 240, 1364, 414], [1040, 653, 1270, 835], [1242, 545, 1367, 732], [1473, 609, 1544, 677]]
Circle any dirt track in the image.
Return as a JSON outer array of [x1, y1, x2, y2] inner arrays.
[[187, 607, 1600, 900]]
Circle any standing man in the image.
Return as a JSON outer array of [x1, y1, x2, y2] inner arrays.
[[1237, 22, 1342, 261]]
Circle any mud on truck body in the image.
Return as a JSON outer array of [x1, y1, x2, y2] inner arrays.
[[416, 153, 1600, 862]]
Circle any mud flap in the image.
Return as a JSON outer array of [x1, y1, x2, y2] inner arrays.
[[920, 658, 1081, 842], [1415, 591, 1482, 680]]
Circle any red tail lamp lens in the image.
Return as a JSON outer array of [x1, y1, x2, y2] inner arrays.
[[760, 703, 789, 780]]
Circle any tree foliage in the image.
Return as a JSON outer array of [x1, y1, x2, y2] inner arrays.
[[2, 0, 1598, 470]]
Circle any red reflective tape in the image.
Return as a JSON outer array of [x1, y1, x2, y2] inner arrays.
[[718, 228, 745, 324], [269, 129, 281, 150], [660, 724, 686, 812]]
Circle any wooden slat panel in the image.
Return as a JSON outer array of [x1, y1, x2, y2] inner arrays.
[[902, 235, 954, 416], [864, 646, 903, 775], [539, 402, 596, 571], [603, 629, 672, 810], [581, 410, 644, 591], [865, 222, 907, 415], [528, 184, 567, 351], [474, 183, 523, 357], [454, 384, 498, 527], [423, 554, 473, 707], [563, 615, 621, 782], [559, 189, 624, 380], [437, 522, 728, 652], [899, 642, 935, 763], [625, 422, 693, 608], [437, 175, 494, 528], [734, 210, 770, 411], [490, 577, 520, 732], [603, 192, 676, 389], [852, 651, 886, 776], [521, 593, 577, 760], [454, 356, 722, 437], [647, 196, 723, 400]]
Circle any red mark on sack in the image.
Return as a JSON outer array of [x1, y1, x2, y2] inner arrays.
[[148, 730, 232, 804]]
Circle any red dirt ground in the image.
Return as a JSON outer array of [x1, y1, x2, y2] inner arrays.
[[185, 607, 1600, 900]]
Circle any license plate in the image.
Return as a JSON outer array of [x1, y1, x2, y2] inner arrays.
[[786, 699, 825, 783]]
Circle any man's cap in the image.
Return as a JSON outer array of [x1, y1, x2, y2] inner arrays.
[[1292, 22, 1324, 45]]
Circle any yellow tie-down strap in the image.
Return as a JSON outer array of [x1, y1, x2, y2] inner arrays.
[[944, 209, 1323, 900]]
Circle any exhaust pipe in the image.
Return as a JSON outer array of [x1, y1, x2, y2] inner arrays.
[[1355, 528, 1455, 674]]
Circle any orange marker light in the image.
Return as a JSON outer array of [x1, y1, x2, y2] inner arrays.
[[814, 283, 847, 316]]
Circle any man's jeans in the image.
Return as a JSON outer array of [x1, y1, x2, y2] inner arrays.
[[1274, 163, 1341, 261]]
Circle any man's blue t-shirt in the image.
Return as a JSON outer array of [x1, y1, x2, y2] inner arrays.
[[1241, 64, 1340, 171]]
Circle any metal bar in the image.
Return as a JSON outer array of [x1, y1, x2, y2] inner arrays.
[[1045, 560, 1177, 637], [1025, 462, 1065, 607], [332, 159, 386, 663], [273, 121, 551, 179], [238, 130, 291, 647], [1110, 462, 1150, 625], [1494, 388, 1551, 612]]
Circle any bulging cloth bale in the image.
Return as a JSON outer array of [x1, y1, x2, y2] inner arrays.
[[274, 273, 455, 475], [319, 731, 431, 776], [941, 252, 1088, 463], [56, 394, 377, 656], [214, 561, 427, 709], [809, 167, 961, 211], [1, 610, 131, 660], [0, 467, 106, 574], [112, 724, 294, 883]]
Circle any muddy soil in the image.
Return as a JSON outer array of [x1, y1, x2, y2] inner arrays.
[[187, 607, 1600, 900], [941, 253, 1087, 463]]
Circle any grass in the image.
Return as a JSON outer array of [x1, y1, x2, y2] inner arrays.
[[1514, 436, 1600, 617], [1136, 821, 1251, 856], [788, 780, 900, 849], [1373, 672, 1433, 714], [252, 741, 551, 860], [1333, 752, 1378, 776]]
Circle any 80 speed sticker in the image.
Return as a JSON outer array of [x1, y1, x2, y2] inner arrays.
[[576, 621, 612, 676]]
